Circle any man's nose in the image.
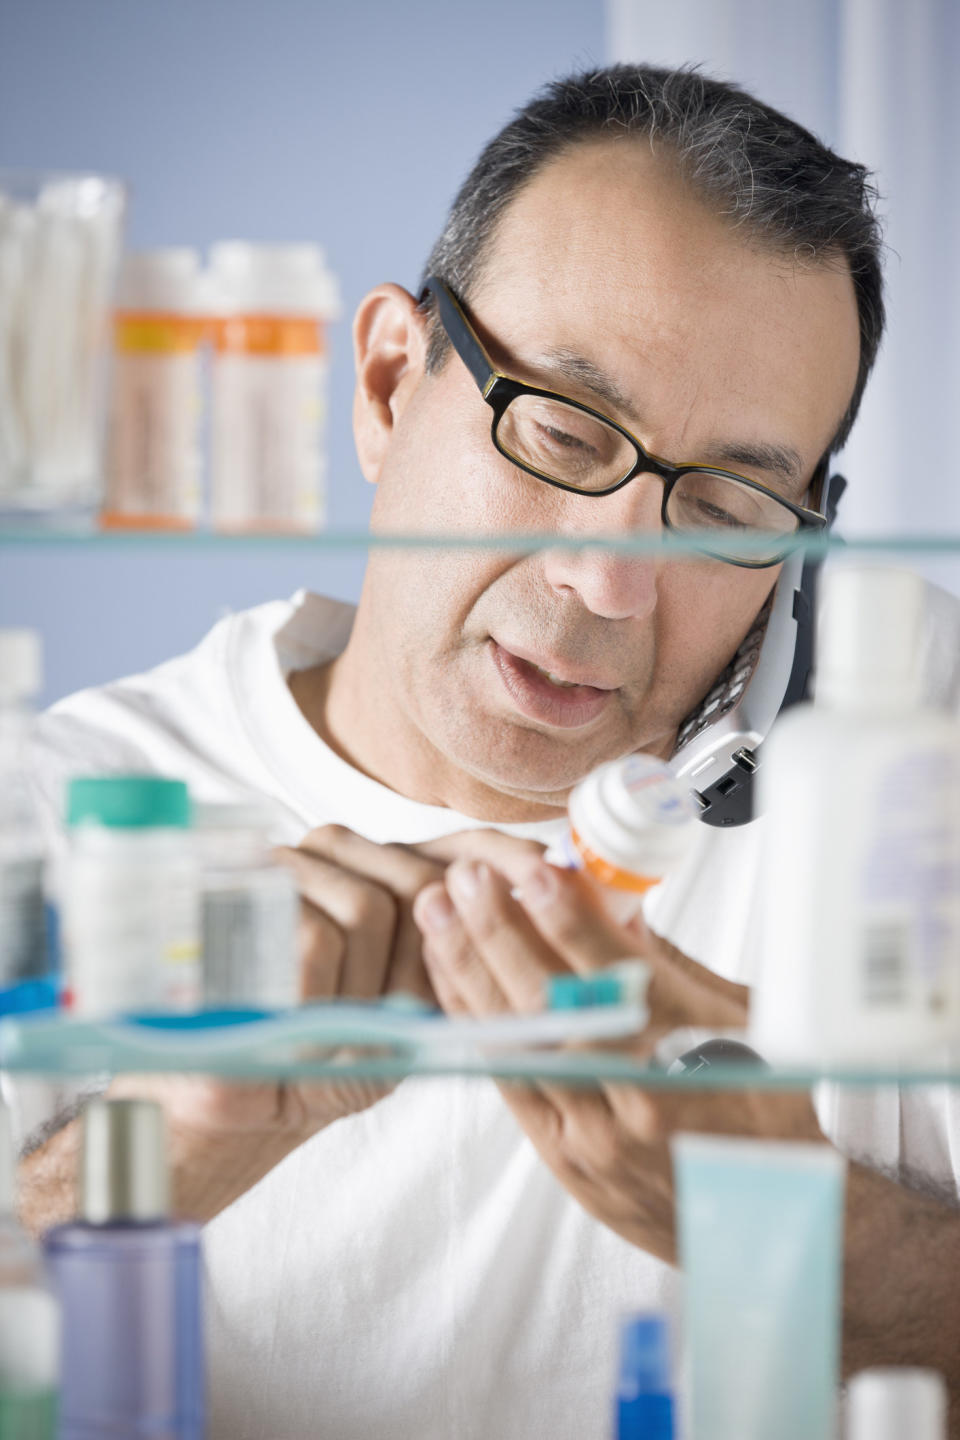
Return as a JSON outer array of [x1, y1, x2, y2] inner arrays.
[[541, 476, 661, 621]]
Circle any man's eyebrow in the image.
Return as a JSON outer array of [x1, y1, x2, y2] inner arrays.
[[704, 440, 805, 485], [535, 348, 634, 417], [535, 348, 806, 488]]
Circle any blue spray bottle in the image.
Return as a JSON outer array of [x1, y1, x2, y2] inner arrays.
[[616, 1313, 675, 1439]]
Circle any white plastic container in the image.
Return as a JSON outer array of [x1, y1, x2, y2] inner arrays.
[[207, 243, 339, 532], [846, 1368, 947, 1440], [103, 248, 206, 529], [195, 801, 299, 1009], [0, 630, 51, 995], [63, 776, 200, 1016], [751, 564, 960, 1065], [548, 753, 700, 893]]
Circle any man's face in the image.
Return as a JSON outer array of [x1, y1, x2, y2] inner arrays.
[[354, 141, 860, 818]]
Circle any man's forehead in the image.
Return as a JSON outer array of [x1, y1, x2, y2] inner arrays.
[[466, 139, 859, 478], [480, 137, 728, 286]]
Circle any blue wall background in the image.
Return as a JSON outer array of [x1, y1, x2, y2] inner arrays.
[[0, 0, 604, 705]]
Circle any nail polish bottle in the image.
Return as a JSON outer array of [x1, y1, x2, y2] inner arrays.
[[44, 1098, 204, 1439]]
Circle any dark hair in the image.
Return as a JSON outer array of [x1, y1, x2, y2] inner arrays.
[[419, 64, 884, 452]]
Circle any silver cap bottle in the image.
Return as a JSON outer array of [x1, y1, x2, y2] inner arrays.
[[81, 1099, 169, 1224]]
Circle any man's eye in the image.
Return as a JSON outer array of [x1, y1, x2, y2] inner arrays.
[[537, 423, 596, 455], [691, 499, 747, 529]]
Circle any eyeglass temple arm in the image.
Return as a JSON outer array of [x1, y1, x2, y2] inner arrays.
[[422, 277, 497, 394], [811, 459, 846, 525]]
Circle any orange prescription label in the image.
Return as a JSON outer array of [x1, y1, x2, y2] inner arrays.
[[570, 828, 660, 893], [210, 314, 325, 357], [114, 312, 206, 355]]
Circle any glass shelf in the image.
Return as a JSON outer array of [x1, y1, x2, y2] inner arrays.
[[2, 1008, 960, 1087], [5, 528, 960, 556]]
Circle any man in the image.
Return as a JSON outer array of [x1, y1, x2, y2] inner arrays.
[[16, 63, 960, 1438]]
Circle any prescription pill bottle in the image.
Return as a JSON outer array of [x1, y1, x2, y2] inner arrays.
[[103, 249, 206, 530], [549, 753, 700, 892], [207, 243, 340, 533], [63, 776, 201, 1016], [195, 801, 299, 1009]]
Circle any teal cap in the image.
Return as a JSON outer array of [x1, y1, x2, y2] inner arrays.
[[67, 775, 192, 829]]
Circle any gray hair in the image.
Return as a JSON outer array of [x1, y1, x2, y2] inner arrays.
[[419, 64, 884, 452]]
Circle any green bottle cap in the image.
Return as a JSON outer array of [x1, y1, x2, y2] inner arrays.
[[67, 775, 192, 829]]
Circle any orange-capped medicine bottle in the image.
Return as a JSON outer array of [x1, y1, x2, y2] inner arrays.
[[548, 753, 700, 892], [103, 250, 206, 530], [207, 243, 340, 533]]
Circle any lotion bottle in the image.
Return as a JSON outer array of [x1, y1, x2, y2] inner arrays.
[[751, 563, 960, 1064]]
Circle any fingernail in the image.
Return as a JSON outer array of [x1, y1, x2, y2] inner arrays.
[[416, 887, 457, 931], [519, 861, 558, 910], [448, 859, 487, 901]]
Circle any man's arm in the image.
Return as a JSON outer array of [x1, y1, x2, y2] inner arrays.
[[18, 1076, 322, 1233], [843, 1161, 960, 1387]]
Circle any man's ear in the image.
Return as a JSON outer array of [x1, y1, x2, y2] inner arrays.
[[352, 284, 428, 484]]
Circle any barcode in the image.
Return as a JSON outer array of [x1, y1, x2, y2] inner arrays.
[[862, 922, 909, 1006]]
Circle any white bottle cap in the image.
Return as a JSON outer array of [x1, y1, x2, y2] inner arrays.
[[814, 563, 925, 711], [0, 1102, 14, 1215], [115, 247, 205, 313], [0, 628, 41, 702], [207, 242, 340, 318], [569, 753, 699, 879], [847, 1368, 947, 1440]]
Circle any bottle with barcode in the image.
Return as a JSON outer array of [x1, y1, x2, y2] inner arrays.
[[751, 564, 960, 1065], [194, 801, 299, 1010], [0, 630, 57, 1013]]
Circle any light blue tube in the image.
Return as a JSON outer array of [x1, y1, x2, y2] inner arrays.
[[672, 1135, 846, 1440]]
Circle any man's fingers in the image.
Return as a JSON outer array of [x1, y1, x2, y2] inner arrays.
[[277, 846, 396, 998], [296, 825, 443, 897], [297, 900, 345, 999], [513, 860, 652, 975], [279, 826, 452, 1000], [416, 883, 511, 1014], [385, 908, 437, 1004], [418, 828, 546, 883], [419, 864, 565, 1014]]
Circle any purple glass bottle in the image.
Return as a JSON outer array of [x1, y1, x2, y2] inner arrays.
[[44, 1098, 204, 1439]]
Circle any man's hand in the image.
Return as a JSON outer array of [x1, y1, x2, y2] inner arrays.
[[20, 824, 547, 1233], [413, 855, 824, 1265], [118, 825, 544, 1140], [111, 824, 453, 1149]]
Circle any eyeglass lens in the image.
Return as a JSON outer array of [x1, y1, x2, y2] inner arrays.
[[495, 393, 800, 563]]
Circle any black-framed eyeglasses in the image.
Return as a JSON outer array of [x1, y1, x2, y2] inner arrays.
[[421, 276, 831, 569]]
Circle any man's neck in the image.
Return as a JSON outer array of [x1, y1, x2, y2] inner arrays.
[[288, 621, 562, 825]]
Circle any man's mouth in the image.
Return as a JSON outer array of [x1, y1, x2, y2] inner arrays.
[[489, 640, 618, 730]]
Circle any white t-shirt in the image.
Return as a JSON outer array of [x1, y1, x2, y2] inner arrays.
[[19, 591, 960, 1439]]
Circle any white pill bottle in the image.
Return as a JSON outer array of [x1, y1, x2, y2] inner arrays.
[[194, 801, 299, 1010], [751, 564, 960, 1064], [63, 776, 201, 1016], [549, 753, 700, 898], [103, 249, 206, 530], [207, 242, 339, 533]]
